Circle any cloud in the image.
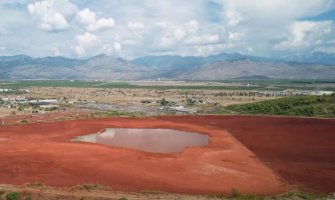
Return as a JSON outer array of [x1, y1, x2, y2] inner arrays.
[[155, 21, 168, 28], [2, 0, 335, 58], [123, 40, 137, 45], [102, 42, 122, 55], [225, 9, 244, 26], [128, 21, 144, 31], [74, 32, 98, 56], [186, 20, 199, 32], [77, 8, 115, 31], [185, 34, 219, 45], [276, 20, 332, 49], [27, 0, 77, 31], [228, 31, 244, 42]]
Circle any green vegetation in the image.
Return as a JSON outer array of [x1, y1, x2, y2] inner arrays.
[[157, 98, 175, 106], [208, 189, 330, 200], [81, 184, 106, 191], [224, 94, 335, 118], [26, 182, 45, 187], [0, 80, 283, 91], [96, 110, 135, 117], [1, 79, 335, 91], [278, 190, 329, 200], [20, 120, 29, 124], [5, 192, 20, 200]]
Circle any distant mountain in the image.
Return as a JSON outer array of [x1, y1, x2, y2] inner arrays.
[[131, 52, 276, 78], [76, 54, 153, 80], [178, 60, 335, 80], [1, 52, 335, 80], [281, 51, 335, 66], [132, 55, 205, 78]]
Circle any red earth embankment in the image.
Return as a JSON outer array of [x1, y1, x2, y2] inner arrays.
[[0, 116, 334, 194], [159, 115, 335, 193]]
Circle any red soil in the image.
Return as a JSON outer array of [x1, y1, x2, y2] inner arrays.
[[0, 116, 285, 195], [0, 116, 333, 194], [159, 115, 335, 193]]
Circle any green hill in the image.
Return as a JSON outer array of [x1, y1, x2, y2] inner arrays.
[[224, 94, 335, 118]]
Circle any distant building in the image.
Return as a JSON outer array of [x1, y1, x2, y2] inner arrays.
[[167, 106, 196, 113], [302, 91, 334, 96], [29, 99, 59, 105], [0, 89, 12, 92], [1, 96, 27, 102], [40, 105, 59, 109]]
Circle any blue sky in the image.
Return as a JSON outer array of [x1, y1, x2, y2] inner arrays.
[[0, 0, 335, 58]]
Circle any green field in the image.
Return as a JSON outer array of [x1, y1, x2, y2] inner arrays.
[[1, 79, 335, 91], [223, 94, 335, 118], [0, 80, 276, 91]]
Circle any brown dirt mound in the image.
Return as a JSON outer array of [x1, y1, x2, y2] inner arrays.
[[0, 116, 285, 195]]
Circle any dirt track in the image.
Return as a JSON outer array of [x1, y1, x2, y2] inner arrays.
[[0, 116, 334, 194]]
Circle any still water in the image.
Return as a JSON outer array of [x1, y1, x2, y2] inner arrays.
[[73, 128, 208, 153]]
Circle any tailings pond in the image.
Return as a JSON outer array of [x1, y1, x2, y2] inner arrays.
[[73, 128, 208, 153]]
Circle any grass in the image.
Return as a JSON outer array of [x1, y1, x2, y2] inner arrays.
[[5, 192, 20, 200], [1, 79, 335, 91], [25, 182, 45, 187], [95, 110, 135, 117], [223, 94, 335, 118], [20, 120, 29, 125], [80, 184, 108, 191], [0, 80, 291, 91], [208, 189, 331, 200]]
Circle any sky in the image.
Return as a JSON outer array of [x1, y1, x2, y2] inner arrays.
[[0, 0, 335, 59]]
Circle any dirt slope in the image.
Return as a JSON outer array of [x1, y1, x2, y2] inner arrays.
[[0, 117, 285, 195], [160, 115, 335, 193]]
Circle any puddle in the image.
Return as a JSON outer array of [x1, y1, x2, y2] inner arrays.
[[73, 128, 208, 153]]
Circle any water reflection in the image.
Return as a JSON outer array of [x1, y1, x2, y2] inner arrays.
[[73, 128, 208, 153]]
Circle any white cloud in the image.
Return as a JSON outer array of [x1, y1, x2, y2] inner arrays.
[[173, 28, 186, 40], [123, 40, 137, 45], [128, 21, 145, 31], [76, 8, 95, 25], [157, 27, 186, 48], [27, 0, 77, 31], [74, 32, 98, 56], [155, 22, 168, 28], [218, 0, 335, 26], [225, 9, 244, 27], [102, 42, 122, 55], [158, 36, 175, 48], [276, 20, 332, 49], [186, 20, 199, 33], [228, 31, 244, 42], [185, 34, 219, 45], [77, 8, 115, 31], [3, 0, 335, 58], [114, 42, 122, 51]]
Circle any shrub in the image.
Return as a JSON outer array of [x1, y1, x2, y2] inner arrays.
[[20, 120, 28, 124], [6, 192, 20, 200]]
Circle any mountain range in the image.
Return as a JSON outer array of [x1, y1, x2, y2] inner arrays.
[[0, 52, 335, 80]]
